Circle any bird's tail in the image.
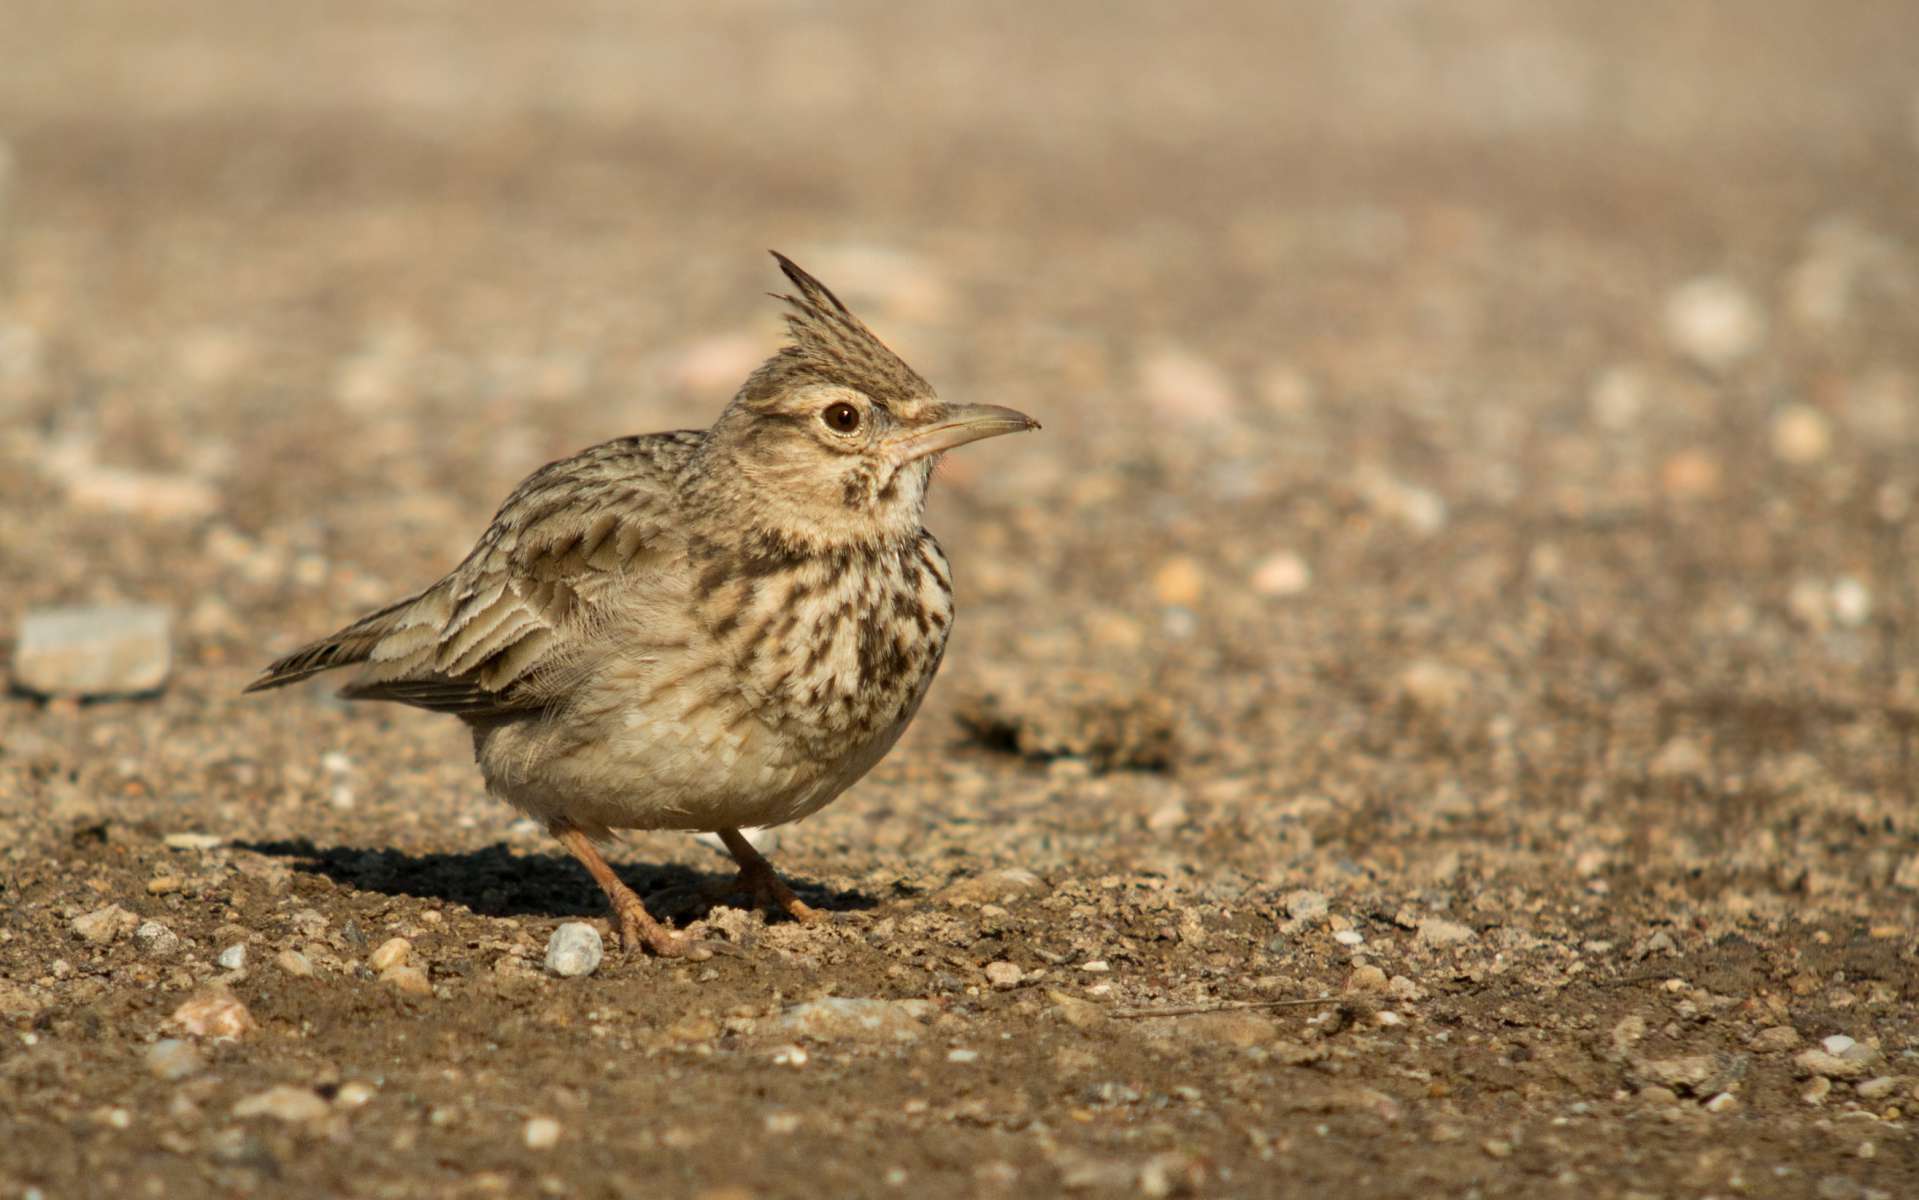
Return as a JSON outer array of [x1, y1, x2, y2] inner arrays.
[[242, 592, 424, 694]]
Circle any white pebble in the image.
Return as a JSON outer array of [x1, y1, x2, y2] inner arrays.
[[216, 943, 248, 970], [946, 1048, 980, 1063], [1663, 276, 1766, 370], [1831, 577, 1872, 628], [1334, 929, 1365, 947], [523, 1116, 562, 1150], [233, 1085, 331, 1124], [1823, 1034, 1857, 1056], [1250, 551, 1312, 597], [145, 1039, 205, 1081], [544, 922, 604, 977], [983, 961, 1023, 990]]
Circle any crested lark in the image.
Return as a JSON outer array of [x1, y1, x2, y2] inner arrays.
[[247, 253, 1037, 955]]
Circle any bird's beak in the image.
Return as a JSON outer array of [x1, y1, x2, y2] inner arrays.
[[887, 403, 1041, 464]]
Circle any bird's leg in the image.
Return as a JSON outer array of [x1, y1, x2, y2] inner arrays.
[[717, 828, 823, 925], [551, 824, 688, 956]]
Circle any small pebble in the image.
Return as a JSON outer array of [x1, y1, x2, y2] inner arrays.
[[1284, 890, 1329, 922], [984, 961, 1023, 990], [144, 1039, 205, 1082], [170, 987, 256, 1040], [1705, 1092, 1739, 1114], [133, 920, 180, 957], [1333, 930, 1365, 947], [1348, 964, 1389, 993], [334, 1081, 378, 1109], [276, 949, 315, 977], [381, 965, 432, 996], [1152, 557, 1206, 608], [1250, 551, 1311, 597], [71, 904, 139, 946], [217, 943, 248, 970], [1771, 405, 1833, 464], [1663, 276, 1766, 370], [544, 923, 604, 978], [232, 1085, 331, 1124], [523, 1117, 562, 1150], [1855, 1076, 1898, 1100], [947, 1048, 980, 1063], [11, 605, 172, 698], [1416, 917, 1476, 947], [1751, 1025, 1801, 1053], [368, 937, 411, 972]]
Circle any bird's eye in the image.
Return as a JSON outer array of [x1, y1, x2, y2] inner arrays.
[[822, 402, 862, 433]]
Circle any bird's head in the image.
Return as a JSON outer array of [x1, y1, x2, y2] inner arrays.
[[697, 252, 1038, 552]]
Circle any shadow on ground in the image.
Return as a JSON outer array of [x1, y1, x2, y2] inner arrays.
[[239, 839, 878, 925]]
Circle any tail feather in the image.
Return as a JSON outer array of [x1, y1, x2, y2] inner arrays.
[[242, 593, 422, 694]]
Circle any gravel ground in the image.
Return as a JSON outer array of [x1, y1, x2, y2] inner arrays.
[[4, 3, 1919, 1197]]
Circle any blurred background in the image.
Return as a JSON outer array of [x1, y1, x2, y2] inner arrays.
[[4, 3, 1919, 1195]]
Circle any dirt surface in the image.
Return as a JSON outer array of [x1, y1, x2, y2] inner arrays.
[[4, 3, 1919, 1197]]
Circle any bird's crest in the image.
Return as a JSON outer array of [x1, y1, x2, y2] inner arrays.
[[737, 252, 934, 409]]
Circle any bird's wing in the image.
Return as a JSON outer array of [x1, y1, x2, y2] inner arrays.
[[247, 433, 699, 718]]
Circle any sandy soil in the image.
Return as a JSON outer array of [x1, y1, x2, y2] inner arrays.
[[3, 3, 1918, 1197]]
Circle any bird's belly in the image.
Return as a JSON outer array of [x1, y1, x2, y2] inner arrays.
[[474, 650, 916, 836]]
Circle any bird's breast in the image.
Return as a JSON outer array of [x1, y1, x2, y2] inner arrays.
[[695, 534, 955, 757]]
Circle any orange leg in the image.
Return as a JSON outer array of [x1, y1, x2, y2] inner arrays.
[[552, 825, 689, 956], [717, 828, 823, 925]]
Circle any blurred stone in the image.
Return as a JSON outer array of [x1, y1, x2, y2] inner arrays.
[[1649, 736, 1710, 782], [171, 987, 256, 1040], [523, 1116, 562, 1150], [145, 1038, 205, 1082], [70, 904, 139, 946], [1153, 557, 1206, 607], [938, 868, 1047, 905], [368, 937, 412, 971], [1250, 551, 1311, 597], [1771, 405, 1833, 464], [1830, 577, 1872, 628], [1140, 346, 1236, 425], [217, 943, 248, 970], [544, 922, 604, 977], [1797, 1048, 1870, 1079], [1416, 917, 1476, 947], [60, 462, 220, 522], [276, 949, 315, 977], [1751, 1025, 1801, 1053], [984, 961, 1024, 990], [1661, 449, 1722, 500], [1589, 365, 1648, 431], [1357, 470, 1448, 534], [382, 965, 432, 995], [233, 1085, 331, 1124], [1284, 890, 1329, 923], [1663, 276, 1766, 371], [133, 920, 181, 957], [1395, 660, 1471, 714], [13, 605, 172, 698], [777, 997, 932, 1042]]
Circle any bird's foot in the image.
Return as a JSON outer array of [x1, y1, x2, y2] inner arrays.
[[729, 860, 824, 926], [610, 894, 705, 958]]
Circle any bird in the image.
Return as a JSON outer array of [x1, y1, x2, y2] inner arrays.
[[245, 252, 1038, 956]]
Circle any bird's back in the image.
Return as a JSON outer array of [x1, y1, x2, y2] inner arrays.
[[246, 430, 705, 718]]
